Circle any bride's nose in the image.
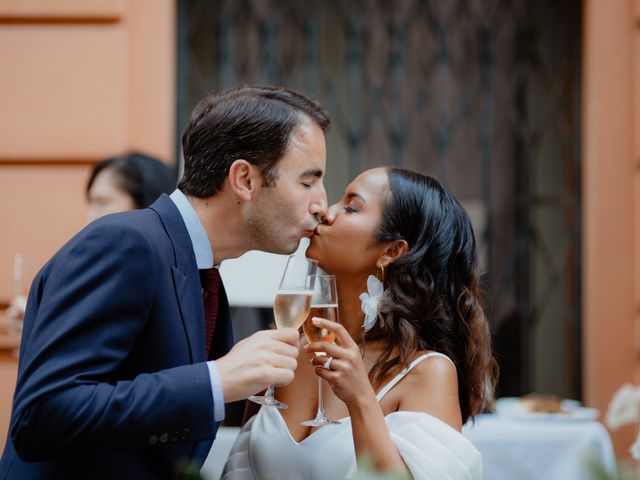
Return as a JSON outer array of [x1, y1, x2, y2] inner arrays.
[[321, 203, 340, 226]]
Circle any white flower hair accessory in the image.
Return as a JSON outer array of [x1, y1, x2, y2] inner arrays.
[[359, 275, 385, 332], [605, 383, 640, 461], [606, 383, 640, 430]]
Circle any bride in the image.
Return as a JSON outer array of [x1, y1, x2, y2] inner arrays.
[[222, 167, 497, 479]]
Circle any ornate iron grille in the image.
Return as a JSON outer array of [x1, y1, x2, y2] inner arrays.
[[177, 0, 582, 400]]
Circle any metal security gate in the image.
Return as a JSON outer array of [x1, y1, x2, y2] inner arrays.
[[177, 0, 582, 400]]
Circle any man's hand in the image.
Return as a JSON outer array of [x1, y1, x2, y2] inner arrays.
[[215, 328, 299, 403]]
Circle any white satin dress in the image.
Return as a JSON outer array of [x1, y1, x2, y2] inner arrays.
[[221, 352, 482, 480]]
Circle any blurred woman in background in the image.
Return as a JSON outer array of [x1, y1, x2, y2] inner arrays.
[[86, 151, 177, 222]]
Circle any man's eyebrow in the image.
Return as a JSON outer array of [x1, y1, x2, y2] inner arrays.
[[346, 192, 366, 203], [300, 168, 323, 178]]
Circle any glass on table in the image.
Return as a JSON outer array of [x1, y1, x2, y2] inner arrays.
[[5, 254, 28, 338]]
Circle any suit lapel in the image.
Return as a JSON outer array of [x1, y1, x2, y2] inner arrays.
[[150, 195, 206, 363]]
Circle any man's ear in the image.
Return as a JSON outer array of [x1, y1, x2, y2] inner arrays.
[[228, 159, 258, 202], [377, 240, 409, 269]]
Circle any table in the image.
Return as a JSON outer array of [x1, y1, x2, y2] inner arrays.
[[462, 413, 617, 480]]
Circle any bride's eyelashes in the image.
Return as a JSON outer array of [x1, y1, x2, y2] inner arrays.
[[344, 206, 357, 214]]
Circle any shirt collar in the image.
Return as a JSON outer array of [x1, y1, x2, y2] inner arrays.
[[169, 189, 214, 269]]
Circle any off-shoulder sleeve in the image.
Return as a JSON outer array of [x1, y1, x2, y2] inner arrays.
[[221, 417, 256, 480], [348, 412, 482, 480]]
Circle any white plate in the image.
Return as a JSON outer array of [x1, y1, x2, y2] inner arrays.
[[495, 397, 599, 421]]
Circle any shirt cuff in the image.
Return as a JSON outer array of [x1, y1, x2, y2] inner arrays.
[[207, 360, 226, 422]]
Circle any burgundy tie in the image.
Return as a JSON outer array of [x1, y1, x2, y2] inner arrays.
[[199, 268, 221, 358]]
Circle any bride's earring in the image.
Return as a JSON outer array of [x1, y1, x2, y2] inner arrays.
[[376, 264, 385, 282]]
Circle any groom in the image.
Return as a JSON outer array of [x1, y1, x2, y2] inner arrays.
[[0, 85, 330, 479]]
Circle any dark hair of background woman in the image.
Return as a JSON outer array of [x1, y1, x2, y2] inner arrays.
[[366, 167, 499, 423], [86, 152, 178, 209]]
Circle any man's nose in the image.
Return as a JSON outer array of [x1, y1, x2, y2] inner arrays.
[[310, 184, 328, 219]]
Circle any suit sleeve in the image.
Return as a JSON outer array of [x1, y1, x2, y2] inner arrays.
[[10, 222, 215, 461]]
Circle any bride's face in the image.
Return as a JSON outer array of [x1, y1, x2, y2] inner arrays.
[[307, 168, 390, 276]]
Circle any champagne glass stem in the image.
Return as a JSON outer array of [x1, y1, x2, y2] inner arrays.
[[265, 384, 275, 400], [302, 369, 339, 426], [13, 253, 23, 297], [316, 378, 326, 419], [248, 383, 287, 409]]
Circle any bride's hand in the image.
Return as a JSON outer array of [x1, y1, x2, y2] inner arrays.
[[304, 318, 377, 407]]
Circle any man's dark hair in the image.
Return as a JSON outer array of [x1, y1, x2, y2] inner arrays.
[[178, 84, 330, 197]]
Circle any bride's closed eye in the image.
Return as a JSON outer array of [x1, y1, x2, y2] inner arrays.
[[344, 205, 357, 213]]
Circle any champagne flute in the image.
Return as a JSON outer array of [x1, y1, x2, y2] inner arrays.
[[301, 274, 340, 426], [248, 255, 317, 409], [7, 254, 27, 338]]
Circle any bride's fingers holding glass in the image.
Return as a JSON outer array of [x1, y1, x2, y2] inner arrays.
[[304, 319, 362, 374], [308, 342, 361, 375], [311, 353, 342, 370], [305, 331, 374, 405], [310, 354, 354, 377], [311, 353, 375, 406], [304, 318, 358, 350]]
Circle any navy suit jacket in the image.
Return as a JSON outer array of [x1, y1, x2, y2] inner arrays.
[[0, 195, 233, 479]]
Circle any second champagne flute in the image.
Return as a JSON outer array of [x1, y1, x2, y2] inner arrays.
[[301, 274, 340, 426], [248, 255, 317, 409]]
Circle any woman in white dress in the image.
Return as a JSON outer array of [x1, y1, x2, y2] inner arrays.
[[223, 167, 498, 479]]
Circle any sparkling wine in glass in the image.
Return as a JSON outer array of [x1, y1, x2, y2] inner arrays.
[[302, 274, 340, 426], [302, 304, 337, 344], [248, 255, 317, 409], [273, 291, 313, 329]]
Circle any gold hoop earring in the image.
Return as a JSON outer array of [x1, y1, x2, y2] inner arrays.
[[376, 264, 385, 281]]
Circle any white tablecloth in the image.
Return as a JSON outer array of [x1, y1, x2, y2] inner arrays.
[[462, 414, 617, 480]]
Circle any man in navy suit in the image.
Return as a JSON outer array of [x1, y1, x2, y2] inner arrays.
[[0, 85, 330, 479]]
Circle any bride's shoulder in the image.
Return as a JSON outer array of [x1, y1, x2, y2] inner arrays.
[[407, 350, 457, 379], [380, 350, 459, 399], [397, 350, 462, 429]]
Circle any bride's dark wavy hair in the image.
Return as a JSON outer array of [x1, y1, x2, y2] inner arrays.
[[366, 168, 498, 422]]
